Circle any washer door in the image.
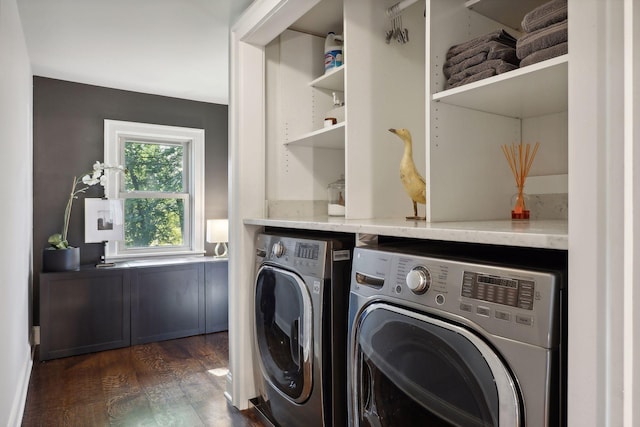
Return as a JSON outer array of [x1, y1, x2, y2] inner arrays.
[[351, 303, 521, 427], [255, 265, 313, 403]]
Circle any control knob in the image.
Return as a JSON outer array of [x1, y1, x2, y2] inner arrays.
[[406, 266, 431, 294], [272, 241, 286, 258]]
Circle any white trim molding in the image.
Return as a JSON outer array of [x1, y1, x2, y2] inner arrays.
[[624, 0, 640, 425], [227, 0, 322, 410], [104, 119, 205, 259]]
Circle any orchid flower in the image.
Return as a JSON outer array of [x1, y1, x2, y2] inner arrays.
[[48, 161, 125, 249]]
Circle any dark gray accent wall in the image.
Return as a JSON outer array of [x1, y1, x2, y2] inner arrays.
[[33, 76, 228, 324]]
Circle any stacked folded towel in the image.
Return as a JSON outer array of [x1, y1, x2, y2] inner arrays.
[[444, 29, 519, 89], [517, 0, 567, 67]]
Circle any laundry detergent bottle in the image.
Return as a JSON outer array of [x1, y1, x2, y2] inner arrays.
[[324, 32, 344, 72]]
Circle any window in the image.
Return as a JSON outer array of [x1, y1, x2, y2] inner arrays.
[[104, 120, 204, 259]]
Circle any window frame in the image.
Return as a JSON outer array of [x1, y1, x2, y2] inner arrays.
[[104, 120, 205, 260]]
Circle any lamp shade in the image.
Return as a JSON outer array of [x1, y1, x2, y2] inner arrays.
[[206, 219, 228, 243]]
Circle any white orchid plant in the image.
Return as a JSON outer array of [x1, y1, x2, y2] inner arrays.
[[48, 161, 125, 249]]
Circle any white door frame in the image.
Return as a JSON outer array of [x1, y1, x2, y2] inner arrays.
[[227, 0, 321, 410]]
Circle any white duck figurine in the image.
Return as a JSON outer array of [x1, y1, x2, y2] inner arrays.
[[389, 128, 426, 220]]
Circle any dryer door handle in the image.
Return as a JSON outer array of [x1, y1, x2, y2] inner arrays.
[[290, 318, 301, 366]]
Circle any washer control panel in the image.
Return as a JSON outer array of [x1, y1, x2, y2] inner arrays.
[[350, 247, 561, 348], [462, 271, 535, 310]]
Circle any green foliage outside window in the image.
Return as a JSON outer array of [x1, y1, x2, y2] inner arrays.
[[123, 141, 186, 248]]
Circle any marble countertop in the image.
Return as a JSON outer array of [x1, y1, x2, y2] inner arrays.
[[244, 217, 568, 250]]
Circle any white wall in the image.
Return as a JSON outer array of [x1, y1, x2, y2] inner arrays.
[[0, 0, 33, 425]]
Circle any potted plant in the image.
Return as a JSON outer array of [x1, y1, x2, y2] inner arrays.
[[43, 161, 125, 272]]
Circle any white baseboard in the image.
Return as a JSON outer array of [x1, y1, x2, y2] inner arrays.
[[224, 371, 233, 403], [7, 356, 32, 427]]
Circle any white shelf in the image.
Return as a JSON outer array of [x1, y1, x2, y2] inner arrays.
[[433, 55, 568, 119], [465, 0, 550, 31], [285, 122, 345, 149], [309, 65, 345, 91]]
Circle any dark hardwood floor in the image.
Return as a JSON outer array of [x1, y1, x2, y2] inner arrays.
[[22, 332, 266, 426]]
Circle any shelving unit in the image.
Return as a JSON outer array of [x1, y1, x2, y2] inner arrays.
[[284, 63, 346, 149], [265, 0, 567, 225], [264, 28, 346, 218], [464, 0, 549, 30], [433, 55, 568, 119], [285, 122, 345, 149], [309, 64, 344, 91], [427, 0, 568, 223]]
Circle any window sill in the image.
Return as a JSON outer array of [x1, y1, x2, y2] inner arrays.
[[106, 250, 206, 265]]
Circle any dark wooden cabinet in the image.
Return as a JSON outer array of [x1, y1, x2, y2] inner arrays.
[[206, 259, 228, 333], [131, 263, 205, 345], [39, 269, 130, 361], [39, 258, 228, 360]]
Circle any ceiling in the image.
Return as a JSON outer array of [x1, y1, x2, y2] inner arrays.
[[17, 0, 254, 104]]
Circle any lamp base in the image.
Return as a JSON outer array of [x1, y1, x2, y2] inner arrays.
[[214, 242, 228, 258]]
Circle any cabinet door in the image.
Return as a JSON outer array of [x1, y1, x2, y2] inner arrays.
[[39, 269, 130, 361], [205, 260, 228, 333], [131, 263, 205, 345]]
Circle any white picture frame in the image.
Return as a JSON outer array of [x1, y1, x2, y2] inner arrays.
[[84, 198, 124, 243]]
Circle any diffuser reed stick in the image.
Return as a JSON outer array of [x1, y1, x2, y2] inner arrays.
[[501, 142, 540, 220]]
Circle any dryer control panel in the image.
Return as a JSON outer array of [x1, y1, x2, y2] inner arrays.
[[256, 234, 326, 278], [254, 232, 356, 280], [295, 242, 320, 260]]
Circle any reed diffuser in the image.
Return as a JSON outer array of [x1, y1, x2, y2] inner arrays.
[[501, 142, 540, 220]]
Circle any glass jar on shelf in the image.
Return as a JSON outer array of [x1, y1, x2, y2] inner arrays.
[[327, 175, 345, 216]]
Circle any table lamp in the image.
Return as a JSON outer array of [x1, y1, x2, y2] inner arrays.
[[206, 219, 228, 258]]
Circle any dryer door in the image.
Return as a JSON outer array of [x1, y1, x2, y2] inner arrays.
[[255, 265, 313, 403], [351, 303, 521, 427]]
